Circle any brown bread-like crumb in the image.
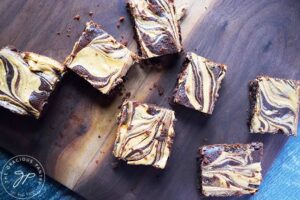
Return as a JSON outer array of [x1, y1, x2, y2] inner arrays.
[[119, 16, 125, 22], [73, 14, 81, 21]]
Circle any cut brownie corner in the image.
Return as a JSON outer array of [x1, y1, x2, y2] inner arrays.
[[172, 55, 192, 104]]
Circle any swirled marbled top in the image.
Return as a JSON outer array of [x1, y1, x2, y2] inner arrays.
[[173, 52, 227, 114], [128, 0, 182, 58], [65, 21, 138, 94], [200, 143, 263, 197], [0, 46, 65, 118], [250, 76, 300, 136], [113, 101, 175, 169]]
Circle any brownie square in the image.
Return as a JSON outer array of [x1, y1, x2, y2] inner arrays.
[[0, 46, 66, 118], [65, 21, 138, 94], [128, 0, 182, 59], [173, 52, 227, 114], [200, 142, 263, 197], [113, 100, 175, 169], [249, 76, 300, 136]]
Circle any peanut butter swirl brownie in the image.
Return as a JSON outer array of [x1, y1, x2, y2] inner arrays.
[[200, 142, 263, 197], [113, 101, 175, 169], [0, 46, 65, 118], [249, 76, 300, 136], [173, 52, 227, 114], [65, 21, 138, 94], [128, 0, 182, 58]]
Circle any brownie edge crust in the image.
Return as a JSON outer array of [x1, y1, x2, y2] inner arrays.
[[200, 142, 263, 197]]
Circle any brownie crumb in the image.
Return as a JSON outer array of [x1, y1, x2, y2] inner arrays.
[[95, 160, 99, 164], [66, 34, 71, 37], [158, 88, 164, 96], [66, 25, 72, 33], [56, 32, 61, 36], [98, 135, 101, 139], [119, 16, 125, 22], [73, 14, 81, 21], [89, 11, 94, 16], [153, 83, 164, 96], [116, 17, 125, 29]]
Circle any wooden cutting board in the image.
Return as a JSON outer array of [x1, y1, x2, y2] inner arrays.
[[0, 0, 299, 199]]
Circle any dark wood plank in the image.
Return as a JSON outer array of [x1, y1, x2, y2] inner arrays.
[[0, 0, 299, 200]]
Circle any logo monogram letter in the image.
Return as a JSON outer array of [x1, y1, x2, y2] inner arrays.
[[13, 170, 36, 188]]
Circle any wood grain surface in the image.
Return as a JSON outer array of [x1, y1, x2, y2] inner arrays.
[[0, 0, 299, 200]]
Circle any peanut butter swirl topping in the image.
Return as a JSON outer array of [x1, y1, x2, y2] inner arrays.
[[65, 21, 138, 94], [174, 52, 227, 114], [0, 46, 65, 118], [113, 101, 175, 169], [200, 143, 263, 197], [128, 0, 182, 58], [250, 76, 300, 136]]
